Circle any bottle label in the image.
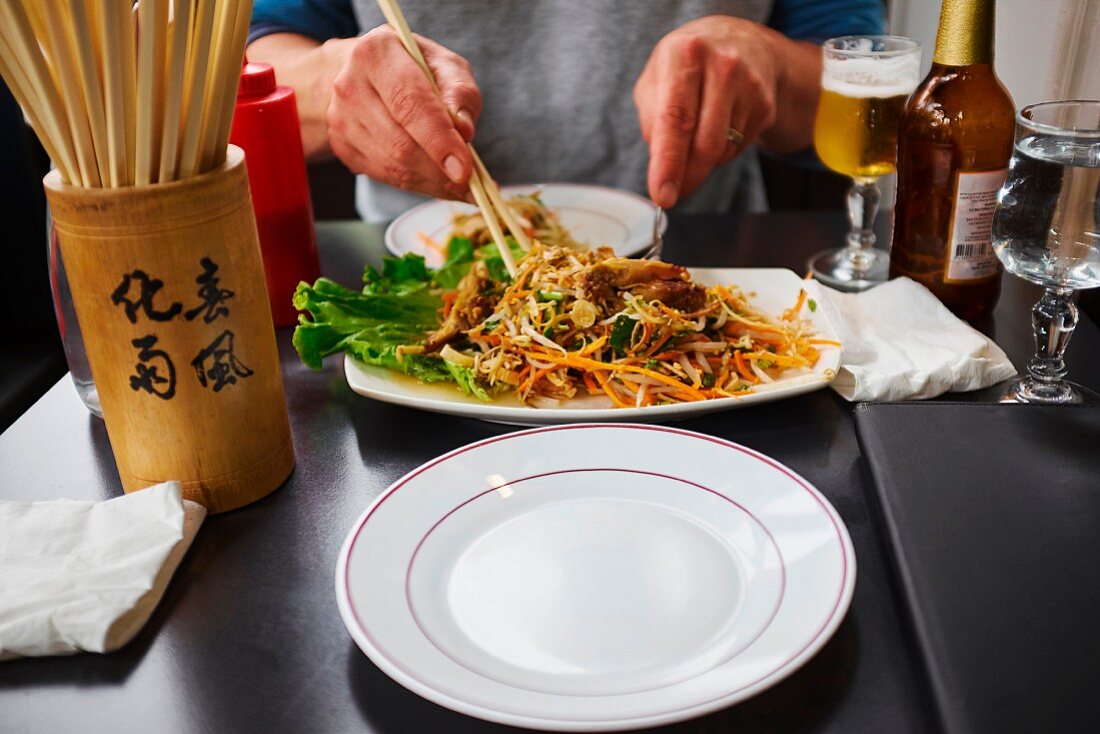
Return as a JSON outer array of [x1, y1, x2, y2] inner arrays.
[[944, 168, 1007, 283]]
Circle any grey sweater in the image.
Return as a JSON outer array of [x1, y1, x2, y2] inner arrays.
[[346, 0, 774, 221]]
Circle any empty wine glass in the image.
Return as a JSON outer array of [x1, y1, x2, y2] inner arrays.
[[992, 100, 1100, 404]]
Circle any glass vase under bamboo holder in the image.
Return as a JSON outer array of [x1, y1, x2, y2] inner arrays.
[[43, 146, 295, 513]]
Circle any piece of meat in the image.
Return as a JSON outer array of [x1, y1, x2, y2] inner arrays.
[[581, 257, 704, 311], [586, 258, 689, 287], [424, 261, 492, 353], [628, 279, 707, 312]]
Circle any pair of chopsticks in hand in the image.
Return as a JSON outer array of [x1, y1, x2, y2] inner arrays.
[[0, 1, 252, 189], [376, 0, 531, 278]]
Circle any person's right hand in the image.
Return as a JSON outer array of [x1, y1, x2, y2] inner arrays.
[[326, 25, 481, 201]]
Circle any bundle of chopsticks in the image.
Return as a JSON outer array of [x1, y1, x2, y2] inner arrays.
[[377, 0, 530, 277], [0, 0, 252, 189]]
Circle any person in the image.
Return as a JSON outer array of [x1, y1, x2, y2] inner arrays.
[[248, 1, 885, 222]]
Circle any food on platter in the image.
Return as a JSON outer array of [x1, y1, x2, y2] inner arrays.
[[294, 239, 837, 408], [451, 193, 583, 251]]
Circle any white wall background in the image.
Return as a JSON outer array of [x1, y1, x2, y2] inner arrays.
[[888, 0, 1100, 107]]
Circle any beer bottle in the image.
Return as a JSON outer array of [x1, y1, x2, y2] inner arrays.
[[889, 0, 1015, 322]]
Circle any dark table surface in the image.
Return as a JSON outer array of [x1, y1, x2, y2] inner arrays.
[[2, 211, 1097, 734]]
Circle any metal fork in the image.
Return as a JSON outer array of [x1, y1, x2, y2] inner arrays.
[[647, 206, 665, 260]]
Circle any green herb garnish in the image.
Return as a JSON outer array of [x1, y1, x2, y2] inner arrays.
[[609, 315, 634, 356]]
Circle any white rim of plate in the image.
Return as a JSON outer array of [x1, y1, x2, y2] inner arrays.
[[384, 182, 668, 259], [336, 423, 856, 731]]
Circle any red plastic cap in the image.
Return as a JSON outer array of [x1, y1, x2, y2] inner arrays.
[[238, 61, 277, 98]]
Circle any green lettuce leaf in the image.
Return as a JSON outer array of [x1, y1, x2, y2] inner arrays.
[[433, 236, 477, 289], [292, 276, 441, 370], [292, 241, 521, 402], [478, 240, 524, 283], [443, 360, 492, 401]]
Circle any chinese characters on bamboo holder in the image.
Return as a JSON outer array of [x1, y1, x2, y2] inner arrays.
[[44, 147, 294, 514]]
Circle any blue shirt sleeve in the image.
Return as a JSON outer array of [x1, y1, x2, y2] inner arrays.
[[768, 0, 887, 42], [250, 0, 359, 44]]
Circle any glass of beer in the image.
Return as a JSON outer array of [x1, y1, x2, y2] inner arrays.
[[810, 36, 921, 290]]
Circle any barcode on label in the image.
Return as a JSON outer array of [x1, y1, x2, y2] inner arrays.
[[954, 242, 992, 259]]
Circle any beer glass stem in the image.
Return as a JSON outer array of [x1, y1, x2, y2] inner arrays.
[[1015, 287, 1078, 402], [845, 179, 880, 273]]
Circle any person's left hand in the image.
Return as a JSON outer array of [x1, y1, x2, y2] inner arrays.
[[634, 15, 782, 208]]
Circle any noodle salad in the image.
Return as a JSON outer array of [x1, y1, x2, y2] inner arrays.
[[293, 234, 838, 408]]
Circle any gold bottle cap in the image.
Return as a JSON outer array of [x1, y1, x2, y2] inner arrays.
[[933, 0, 995, 66]]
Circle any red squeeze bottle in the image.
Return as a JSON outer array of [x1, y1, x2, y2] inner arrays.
[[230, 60, 320, 328]]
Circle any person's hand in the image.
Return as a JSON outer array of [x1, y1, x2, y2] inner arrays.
[[634, 16, 782, 208], [326, 25, 481, 201]]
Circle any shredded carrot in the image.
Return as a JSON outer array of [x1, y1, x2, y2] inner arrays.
[[782, 289, 808, 321], [744, 351, 809, 368], [809, 338, 842, 347], [751, 335, 789, 347], [441, 290, 457, 318], [480, 333, 503, 346], [592, 370, 631, 408], [642, 331, 674, 357], [533, 351, 708, 401], [520, 366, 555, 395], [616, 377, 641, 396], [716, 363, 732, 389], [576, 335, 607, 357], [734, 352, 758, 383], [666, 389, 706, 403], [724, 311, 786, 334]]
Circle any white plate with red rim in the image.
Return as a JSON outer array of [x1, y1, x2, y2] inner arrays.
[[343, 267, 841, 425], [384, 182, 667, 267], [336, 424, 856, 731]]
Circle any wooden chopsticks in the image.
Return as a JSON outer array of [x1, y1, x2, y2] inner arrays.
[[375, 0, 532, 278], [0, 0, 253, 189]]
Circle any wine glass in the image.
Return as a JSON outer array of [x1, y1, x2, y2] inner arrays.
[[809, 36, 921, 291], [992, 100, 1100, 404]]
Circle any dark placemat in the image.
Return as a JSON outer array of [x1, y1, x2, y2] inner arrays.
[[854, 402, 1100, 734]]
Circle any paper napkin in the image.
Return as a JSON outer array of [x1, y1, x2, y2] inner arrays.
[[809, 277, 1017, 401], [0, 481, 204, 660]]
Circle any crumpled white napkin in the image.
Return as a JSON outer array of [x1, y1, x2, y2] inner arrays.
[[809, 276, 1017, 401], [0, 481, 204, 660]]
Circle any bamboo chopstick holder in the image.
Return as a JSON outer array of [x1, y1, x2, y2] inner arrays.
[[44, 147, 295, 512], [0, 2, 285, 514]]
